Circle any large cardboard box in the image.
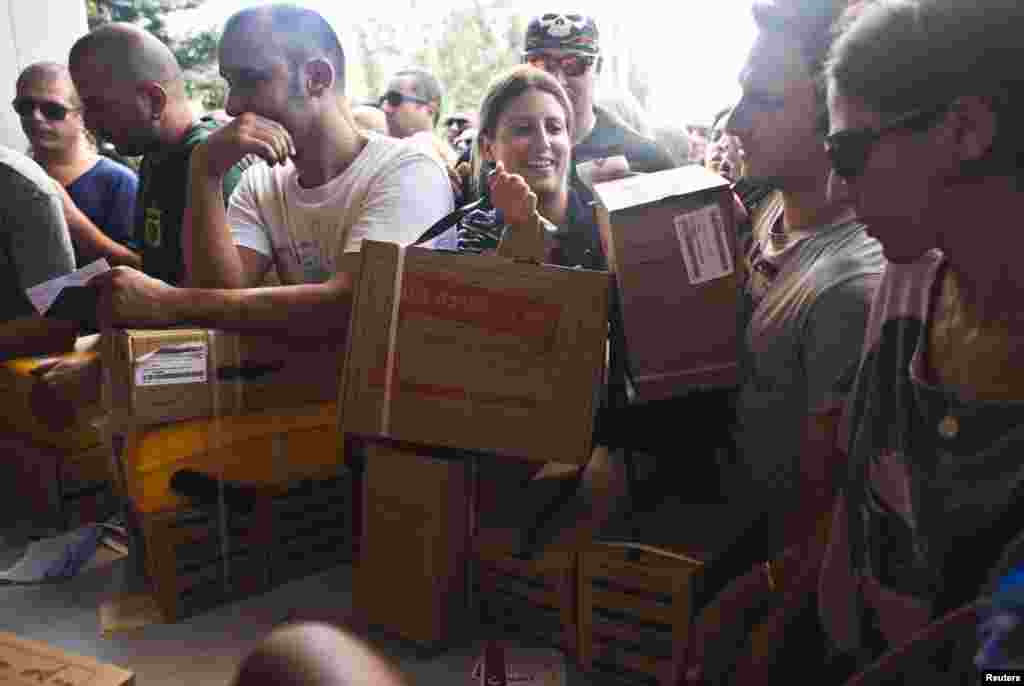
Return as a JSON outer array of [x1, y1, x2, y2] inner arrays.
[[0, 632, 134, 686], [592, 165, 741, 403], [338, 240, 610, 466]]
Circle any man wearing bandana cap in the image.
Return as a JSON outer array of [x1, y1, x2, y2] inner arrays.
[[522, 12, 676, 174]]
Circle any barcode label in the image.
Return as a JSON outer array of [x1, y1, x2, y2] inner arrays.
[[135, 343, 207, 387], [674, 205, 734, 285]]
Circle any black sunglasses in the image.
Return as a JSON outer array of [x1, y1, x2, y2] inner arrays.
[[825, 104, 950, 180], [379, 91, 430, 108], [523, 52, 596, 78], [445, 117, 469, 128], [12, 97, 76, 121]]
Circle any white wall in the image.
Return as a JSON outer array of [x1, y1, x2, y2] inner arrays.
[[0, 0, 89, 150]]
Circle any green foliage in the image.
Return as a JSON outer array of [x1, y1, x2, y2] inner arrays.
[[416, 3, 526, 117], [354, 1, 526, 124], [86, 0, 221, 105]]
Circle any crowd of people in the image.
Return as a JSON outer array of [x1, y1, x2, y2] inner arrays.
[[1, 0, 1023, 683]]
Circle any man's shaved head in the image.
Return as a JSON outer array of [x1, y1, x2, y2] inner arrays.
[[223, 4, 346, 94], [68, 22, 190, 155], [69, 22, 185, 98]]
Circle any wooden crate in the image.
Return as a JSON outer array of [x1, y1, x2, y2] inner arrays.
[[473, 545, 578, 658], [578, 544, 703, 686], [139, 470, 353, 622], [0, 435, 116, 530]]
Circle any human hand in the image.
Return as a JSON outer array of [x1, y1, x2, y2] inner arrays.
[[89, 267, 180, 328], [488, 161, 538, 227], [198, 113, 295, 178]]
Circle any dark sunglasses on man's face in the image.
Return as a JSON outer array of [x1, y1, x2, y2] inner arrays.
[[824, 104, 950, 181], [445, 117, 469, 129], [379, 91, 430, 108], [12, 97, 76, 121], [524, 52, 596, 78]]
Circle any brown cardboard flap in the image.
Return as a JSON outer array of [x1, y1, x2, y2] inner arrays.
[[592, 165, 729, 214], [339, 241, 610, 466], [0, 632, 134, 686]]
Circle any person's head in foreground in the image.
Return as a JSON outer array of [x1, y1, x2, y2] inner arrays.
[[825, 0, 1024, 264], [231, 623, 409, 686]]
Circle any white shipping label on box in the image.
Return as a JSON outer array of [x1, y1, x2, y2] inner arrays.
[[133, 343, 208, 387], [673, 204, 734, 285]]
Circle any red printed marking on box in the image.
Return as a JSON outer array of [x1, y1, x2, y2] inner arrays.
[[399, 273, 561, 338]]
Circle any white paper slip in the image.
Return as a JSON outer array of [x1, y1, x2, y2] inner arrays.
[[25, 258, 110, 315], [134, 343, 208, 387], [674, 204, 734, 285]]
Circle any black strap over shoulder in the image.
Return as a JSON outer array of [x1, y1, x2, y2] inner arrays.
[[412, 198, 485, 247]]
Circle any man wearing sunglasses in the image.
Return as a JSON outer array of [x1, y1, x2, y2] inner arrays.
[[443, 111, 477, 151], [521, 11, 674, 175], [379, 69, 443, 141], [686, 1, 884, 682], [15, 62, 141, 270]]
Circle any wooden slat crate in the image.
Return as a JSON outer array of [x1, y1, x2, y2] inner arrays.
[[473, 546, 578, 658], [578, 544, 703, 686], [139, 470, 353, 622]]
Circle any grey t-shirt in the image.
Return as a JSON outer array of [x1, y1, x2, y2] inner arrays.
[[0, 146, 75, 321], [731, 199, 884, 511]]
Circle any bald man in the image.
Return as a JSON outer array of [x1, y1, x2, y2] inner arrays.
[[87, 3, 453, 340], [68, 23, 247, 286], [16, 62, 141, 269], [232, 623, 408, 686]]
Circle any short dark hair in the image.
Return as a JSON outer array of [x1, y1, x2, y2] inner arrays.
[[751, 0, 847, 131], [827, 0, 1024, 180], [224, 4, 347, 93], [392, 68, 443, 125]]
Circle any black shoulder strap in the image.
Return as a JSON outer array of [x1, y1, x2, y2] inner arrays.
[[412, 198, 485, 247]]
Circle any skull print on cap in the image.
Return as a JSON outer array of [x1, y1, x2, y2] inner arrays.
[[524, 11, 600, 56]]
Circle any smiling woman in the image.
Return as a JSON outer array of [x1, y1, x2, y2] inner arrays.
[[452, 65, 606, 272]]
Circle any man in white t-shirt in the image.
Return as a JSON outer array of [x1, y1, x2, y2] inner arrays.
[[89, 4, 453, 338]]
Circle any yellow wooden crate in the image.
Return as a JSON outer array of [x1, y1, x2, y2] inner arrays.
[[473, 543, 578, 658], [139, 470, 353, 622], [578, 544, 703, 686], [114, 402, 340, 514]]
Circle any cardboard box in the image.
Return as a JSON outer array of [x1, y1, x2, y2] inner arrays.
[[0, 632, 134, 686], [104, 329, 344, 431], [338, 240, 610, 466], [351, 436, 472, 648], [593, 165, 741, 403]]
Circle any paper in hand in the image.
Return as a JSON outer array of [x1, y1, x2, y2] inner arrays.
[[25, 258, 109, 316]]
